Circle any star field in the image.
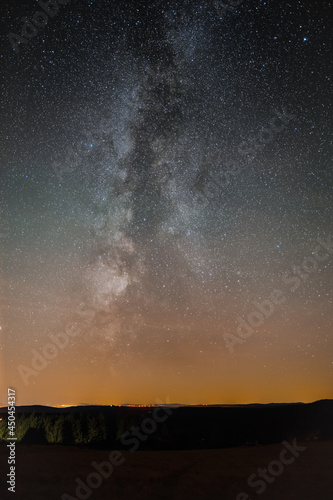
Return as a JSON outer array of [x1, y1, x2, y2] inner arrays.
[[0, 0, 332, 405]]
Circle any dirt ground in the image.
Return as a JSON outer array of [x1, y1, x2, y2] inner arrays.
[[0, 441, 332, 500]]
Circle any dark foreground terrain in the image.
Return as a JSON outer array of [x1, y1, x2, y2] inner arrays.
[[1, 401, 332, 499], [1, 400, 333, 449], [0, 441, 332, 500]]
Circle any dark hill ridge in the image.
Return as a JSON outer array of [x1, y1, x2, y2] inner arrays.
[[0, 400, 309, 413], [0, 400, 332, 449], [0, 399, 330, 414]]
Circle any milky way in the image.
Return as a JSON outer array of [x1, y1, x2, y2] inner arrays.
[[0, 0, 332, 404]]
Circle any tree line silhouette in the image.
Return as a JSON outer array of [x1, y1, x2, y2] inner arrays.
[[0, 401, 332, 449]]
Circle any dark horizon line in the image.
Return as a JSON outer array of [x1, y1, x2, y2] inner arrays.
[[1, 398, 332, 410]]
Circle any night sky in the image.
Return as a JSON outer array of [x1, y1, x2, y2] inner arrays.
[[0, 0, 332, 405]]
